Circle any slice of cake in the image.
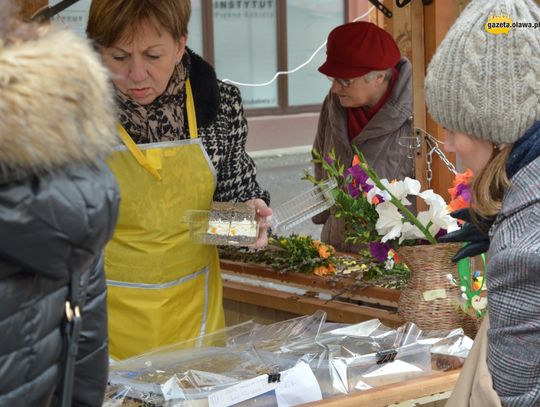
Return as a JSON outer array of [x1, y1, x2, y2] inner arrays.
[[203, 202, 258, 245]]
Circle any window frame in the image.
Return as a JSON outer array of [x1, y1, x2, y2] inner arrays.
[[199, 0, 347, 116]]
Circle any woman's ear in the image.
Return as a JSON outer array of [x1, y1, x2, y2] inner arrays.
[[176, 35, 187, 63]]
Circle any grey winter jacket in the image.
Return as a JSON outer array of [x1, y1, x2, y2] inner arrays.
[[487, 156, 540, 407], [312, 58, 414, 251], [0, 29, 120, 406]]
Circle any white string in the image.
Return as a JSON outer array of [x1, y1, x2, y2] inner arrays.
[[222, 6, 375, 87]]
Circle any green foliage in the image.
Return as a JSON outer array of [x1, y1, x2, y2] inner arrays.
[[219, 234, 333, 274], [219, 235, 410, 289], [305, 150, 380, 247]]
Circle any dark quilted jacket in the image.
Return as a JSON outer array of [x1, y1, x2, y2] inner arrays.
[[0, 29, 120, 406]]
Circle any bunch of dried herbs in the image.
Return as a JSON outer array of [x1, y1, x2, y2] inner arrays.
[[218, 234, 409, 289]]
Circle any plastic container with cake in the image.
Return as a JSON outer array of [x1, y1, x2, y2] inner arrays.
[[184, 202, 259, 246]]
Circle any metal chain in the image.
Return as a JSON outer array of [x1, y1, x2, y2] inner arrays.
[[413, 128, 457, 188], [426, 146, 434, 187], [401, 127, 458, 187]]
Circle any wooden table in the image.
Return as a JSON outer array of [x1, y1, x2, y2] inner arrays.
[[220, 259, 404, 327], [220, 260, 462, 407], [303, 369, 460, 407]]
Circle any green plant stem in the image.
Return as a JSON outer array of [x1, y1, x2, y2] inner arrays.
[[357, 155, 437, 244]]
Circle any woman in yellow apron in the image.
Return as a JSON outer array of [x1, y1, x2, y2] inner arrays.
[[87, 0, 272, 360]]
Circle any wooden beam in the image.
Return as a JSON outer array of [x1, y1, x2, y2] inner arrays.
[[220, 259, 400, 306], [223, 280, 403, 326], [301, 369, 460, 406], [410, 0, 429, 208], [423, 1, 461, 199]]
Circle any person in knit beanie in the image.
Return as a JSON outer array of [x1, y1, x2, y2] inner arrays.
[[425, 1, 540, 406]]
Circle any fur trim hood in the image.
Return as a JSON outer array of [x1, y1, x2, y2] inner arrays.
[[0, 29, 117, 177]]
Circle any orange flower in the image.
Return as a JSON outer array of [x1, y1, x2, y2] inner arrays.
[[448, 169, 474, 212], [313, 263, 336, 276], [317, 244, 334, 259], [453, 169, 473, 186], [352, 155, 361, 166], [448, 195, 469, 212], [313, 266, 329, 276]]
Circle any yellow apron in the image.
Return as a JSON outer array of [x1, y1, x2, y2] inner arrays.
[[105, 80, 224, 360]]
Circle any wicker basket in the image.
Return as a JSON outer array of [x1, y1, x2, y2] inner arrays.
[[397, 243, 481, 338]]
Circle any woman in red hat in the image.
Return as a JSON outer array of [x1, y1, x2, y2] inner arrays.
[[312, 21, 413, 252]]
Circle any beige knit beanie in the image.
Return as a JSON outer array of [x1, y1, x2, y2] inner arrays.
[[425, 0, 540, 144]]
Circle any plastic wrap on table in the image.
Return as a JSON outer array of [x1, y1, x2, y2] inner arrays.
[[103, 314, 471, 406], [231, 310, 327, 352], [105, 314, 327, 406], [108, 346, 279, 406], [266, 320, 432, 397], [429, 329, 473, 371]]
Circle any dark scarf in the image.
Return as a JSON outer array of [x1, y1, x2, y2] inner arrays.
[[116, 58, 189, 144], [347, 67, 398, 141], [506, 121, 540, 179]]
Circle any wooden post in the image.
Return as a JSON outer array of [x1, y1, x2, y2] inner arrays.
[[367, 1, 470, 199], [423, 1, 462, 200], [410, 1, 428, 199]]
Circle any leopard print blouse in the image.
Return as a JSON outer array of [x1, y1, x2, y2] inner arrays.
[[117, 49, 270, 205]]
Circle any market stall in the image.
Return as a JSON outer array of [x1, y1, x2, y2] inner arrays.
[[221, 258, 403, 327]]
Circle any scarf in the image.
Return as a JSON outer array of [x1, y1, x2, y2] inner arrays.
[[347, 67, 398, 141], [116, 59, 188, 144], [506, 120, 540, 179]]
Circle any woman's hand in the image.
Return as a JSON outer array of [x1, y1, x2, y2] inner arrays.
[[245, 198, 272, 249]]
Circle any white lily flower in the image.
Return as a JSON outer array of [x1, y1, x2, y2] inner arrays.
[[375, 202, 404, 243], [416, 202, 460, 237], [366, 184, 392, 204], [400, 222, 425, 242], [419, 189, 446, 207], [378, 177, 421, 206]]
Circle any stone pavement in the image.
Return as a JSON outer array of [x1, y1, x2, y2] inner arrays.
[[252, 148, 323, 240]]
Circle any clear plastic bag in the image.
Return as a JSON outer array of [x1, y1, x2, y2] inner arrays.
[[104, 314, 470, 406], [270, 179, 337, 234]]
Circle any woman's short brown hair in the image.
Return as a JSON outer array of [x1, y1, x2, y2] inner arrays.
[[86, 0, 191, 46]]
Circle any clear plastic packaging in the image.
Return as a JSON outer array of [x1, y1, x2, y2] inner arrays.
[[270, 179, 337, 234], [185, 202, 258, 246], [103, 314, 471, 406]]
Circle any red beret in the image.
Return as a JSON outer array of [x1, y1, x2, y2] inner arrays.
[[319, 22, 400, 79]]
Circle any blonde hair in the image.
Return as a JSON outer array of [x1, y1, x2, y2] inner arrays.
[[471, 145, 512, 219], [86, 0, 191, 46]]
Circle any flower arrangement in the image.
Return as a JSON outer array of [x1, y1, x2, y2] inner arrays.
[[306, 149, 459, 262], [218, 234, 410, 289], [219, 234, 338, 275]]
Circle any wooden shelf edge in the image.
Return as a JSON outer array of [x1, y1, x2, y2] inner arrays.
[[301, 369, 460, 407], [220, 259, 401, 304], [223, 280, 403, 326]]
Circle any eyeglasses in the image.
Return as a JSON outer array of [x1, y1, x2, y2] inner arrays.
[[326, 76, 356, 88]]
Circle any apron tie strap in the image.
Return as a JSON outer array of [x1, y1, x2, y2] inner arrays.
[[116, 78, 199, 180]]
